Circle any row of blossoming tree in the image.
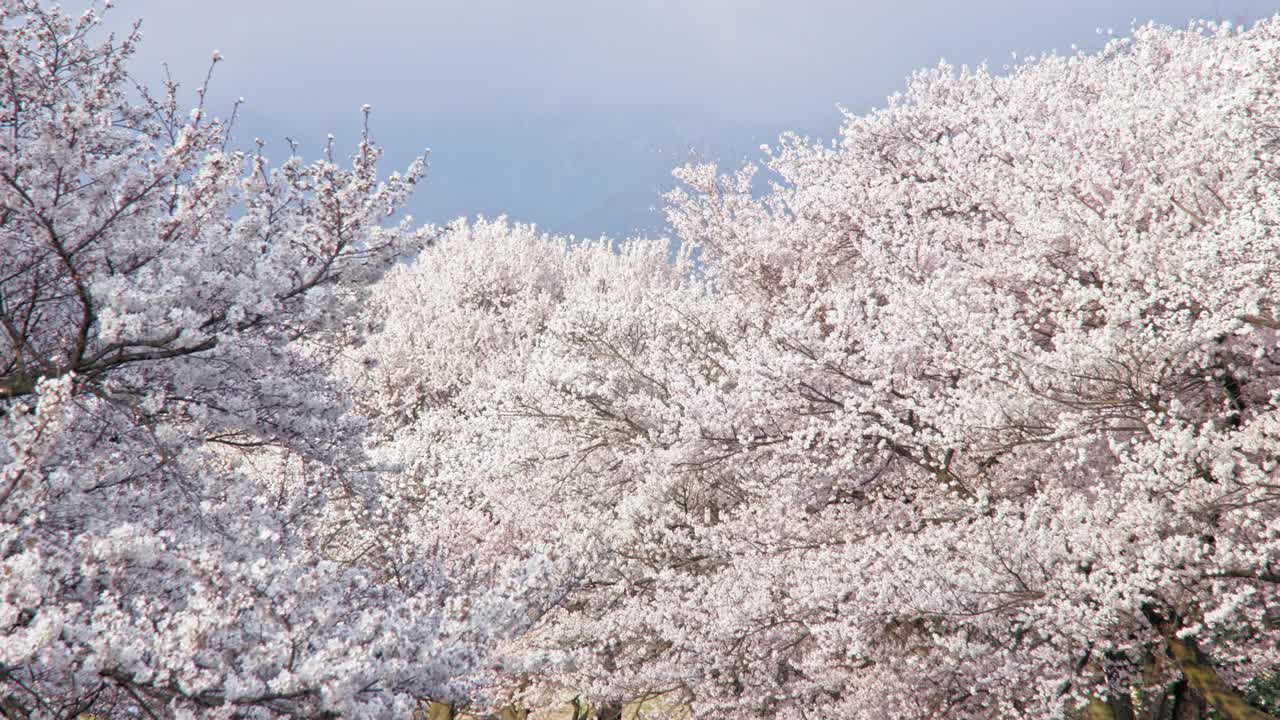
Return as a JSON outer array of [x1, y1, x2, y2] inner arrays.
[[2, 1, 1279, 718]]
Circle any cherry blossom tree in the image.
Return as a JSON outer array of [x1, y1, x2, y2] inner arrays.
[[340, 217, 705, 716], [0, 3, 538, 718], [649, 18, 1280, 720], [358, 17, 1280, 720], [10, 0, 1280, 717]]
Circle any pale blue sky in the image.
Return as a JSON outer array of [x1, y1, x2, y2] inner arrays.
[[106, 0, 1273, 238]]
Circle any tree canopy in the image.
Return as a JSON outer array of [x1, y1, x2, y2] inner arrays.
[[3, 2, 1280, 719]]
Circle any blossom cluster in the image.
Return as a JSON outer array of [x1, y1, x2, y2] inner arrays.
[[358, 17, 1280, 720], [5, 2, 1280, 719], [0, 2, 532, 717]]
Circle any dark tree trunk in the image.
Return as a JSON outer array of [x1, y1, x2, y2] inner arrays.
[[595, 702, 624, 720], [1170, 678, 1208, 720]]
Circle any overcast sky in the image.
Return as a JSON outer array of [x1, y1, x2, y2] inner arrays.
[[105, 0, 1276, 238]]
